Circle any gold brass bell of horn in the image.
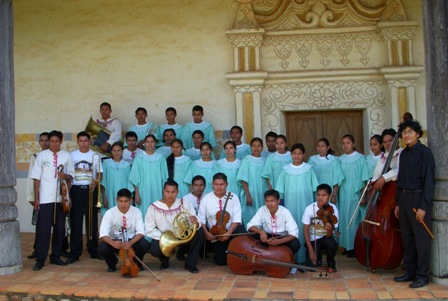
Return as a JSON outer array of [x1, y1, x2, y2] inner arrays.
[[85, 116, 112, 157], [159, 210, 197, 258]]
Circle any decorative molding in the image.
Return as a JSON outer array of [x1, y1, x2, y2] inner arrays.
[[262, 81, 387, 136], [252, 0, 391, 30], [378, 22, 418, 40], [226, 29, 265, 47], [264, 30, 380, 69]]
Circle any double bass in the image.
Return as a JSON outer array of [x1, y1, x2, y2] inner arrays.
[[354, 130, 403, 271]]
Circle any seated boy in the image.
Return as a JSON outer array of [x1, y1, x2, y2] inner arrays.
[[302, 183, 338, 273], [247, 189, 300, 255]]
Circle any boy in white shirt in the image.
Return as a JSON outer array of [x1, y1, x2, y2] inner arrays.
[[122, 131, 143, 166]]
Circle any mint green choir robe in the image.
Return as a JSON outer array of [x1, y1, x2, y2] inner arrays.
[[100, 159, 133, 216], [129, 152, 168, 218], [215, 158, 241, 196], [365, 152, 381, 179], [180, 121, 217, 149], [184, 159, 216, 194], [173, 156, 192, 197], [275, 163, 318, 264], [308, 154, 344, 188], [337, 152, 368, 250], [261, 151, 292, 199]]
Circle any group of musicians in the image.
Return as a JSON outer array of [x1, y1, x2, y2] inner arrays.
[[29, 103, 435, 288]]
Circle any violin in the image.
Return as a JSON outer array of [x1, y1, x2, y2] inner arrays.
[[209, 192, 232, 236], [58, 165, 71, 213], [119, 227, 139, 278], [316, 204, 338, 237], [226, 236, 330, 278]]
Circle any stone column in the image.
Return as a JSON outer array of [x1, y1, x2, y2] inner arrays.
[[0, 0, 22, 275], [422, 0, 448, 285]]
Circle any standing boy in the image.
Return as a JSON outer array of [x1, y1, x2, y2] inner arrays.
[[220, 126, 251, 160], [31, 130, 75, 270], [157, 107, 183, 146], [122, 131, 143, 166], [394, 119, 435, 288], [96, 102, 122, 153], [128, 107, 158, 149]]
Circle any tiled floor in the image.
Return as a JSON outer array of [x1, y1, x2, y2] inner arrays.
[[1, 233, 447, 300]]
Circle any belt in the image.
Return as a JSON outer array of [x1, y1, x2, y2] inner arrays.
[[400, 189, 422, 193], [72, 185, 89, 189]]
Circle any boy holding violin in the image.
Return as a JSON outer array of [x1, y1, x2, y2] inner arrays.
[[97, 188, 150, 273], [246, 189, 300, 255], [302, 183, 339, 273]]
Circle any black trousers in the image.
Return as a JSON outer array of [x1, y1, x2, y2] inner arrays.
[[253, 233, 301, 255], [97, 239, 150, 269], [69, 185, 99, 258], [211, 224, 246, 266], [397, 191, 432, 281], [305, 236, 338, 269], [150, 228, 205, 268], [34, 203, 66, 261]]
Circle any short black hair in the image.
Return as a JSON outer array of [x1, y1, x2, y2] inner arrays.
[[111, 141, 124, 150], [290, 143, 305, 154], [100, 102, 111, 109], [213, 172, 227, 183], [39, 132, 49, 139], [381, 128, 397, 139], [164, 179, 179, 190], [317, 183, 332, 195], [192, 105, 203, 113], [117, 188, 132, 199], [265, 131, 277, 140], [398, 119, 424, 137], [192, 130, 204, 139], [165, 107, 177, 114], [250, 137, 263, 147], [135, 107, 147, 115], [77, 131, 91, 140], [264, 189, 280, 200], [125, 131, 138, 140], [192, 175, 206, 185], [230, 126, 243, 134], [48, 130, 63, 141]]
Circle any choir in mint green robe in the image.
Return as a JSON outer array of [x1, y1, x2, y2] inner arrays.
[[184, 159, 216, 194], [308, 154, 344, 191], [236, 155, 268, 226], [220, 143, 252, 160], [129, 152, 168, 218], [100, 158, 133, 216], [215, 158, 241, 196], [261, 151, 292, 200], [276, 163, 318, 263], [337, 152, 368, 251], [365, 152, 381, 179], [173, 155, 192, 198], [180, 121, 217, 149]]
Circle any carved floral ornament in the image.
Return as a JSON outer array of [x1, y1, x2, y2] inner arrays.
[[262, 81, 387, 136]]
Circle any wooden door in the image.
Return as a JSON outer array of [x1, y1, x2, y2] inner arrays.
[[286, 110, 364, 160]]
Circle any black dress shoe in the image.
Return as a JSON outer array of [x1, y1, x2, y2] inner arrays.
[[65, 257, 79, 264], [33, 260, 44, 271], [346, 250, 356, 258], [409, 278, 429, 288], [107, 266, 117, 272], [185, 264, 199, 274], [50, 257, 67, 266], [61, 251, 70, 258], [27, 253, 37, 259], [394, 273, 416, 282], [176, 253, 186, 261], [159, 263, 169, 270]]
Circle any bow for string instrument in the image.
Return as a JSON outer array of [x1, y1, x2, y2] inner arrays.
[[353, 128, 403, 271], [209, 192, 232, 236]]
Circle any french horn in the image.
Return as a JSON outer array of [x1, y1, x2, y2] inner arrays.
[[159, 210, 197, 258]]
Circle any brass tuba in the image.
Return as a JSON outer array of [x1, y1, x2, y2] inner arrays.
[[85, 116, 112, 157], [159, 209, 197, 257]]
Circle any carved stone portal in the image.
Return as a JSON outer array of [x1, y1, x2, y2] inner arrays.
[[226, 0, 422, 148]]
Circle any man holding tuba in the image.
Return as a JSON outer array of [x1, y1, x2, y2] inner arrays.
[[145, 179, 204, 273], [96, 102, 122, 154]]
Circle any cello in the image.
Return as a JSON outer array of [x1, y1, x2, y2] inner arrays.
[[354, 130, 403, 271], [226, 236, 329, 278]]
